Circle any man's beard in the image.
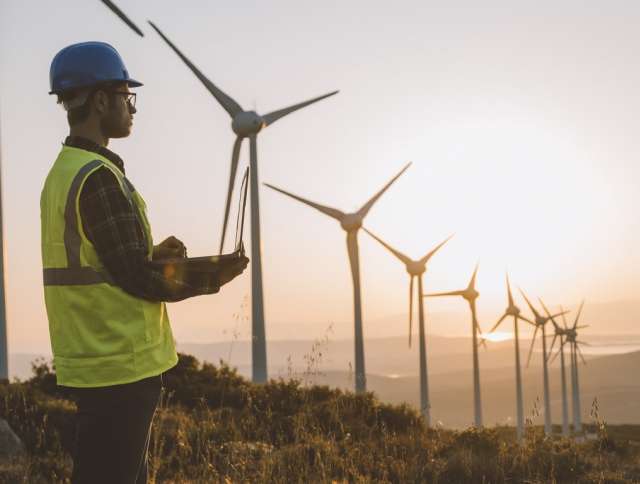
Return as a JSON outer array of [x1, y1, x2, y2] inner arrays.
[[100, 109, 130, 139]]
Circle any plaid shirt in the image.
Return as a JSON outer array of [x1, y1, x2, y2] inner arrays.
[[66, 136, 219, 302]]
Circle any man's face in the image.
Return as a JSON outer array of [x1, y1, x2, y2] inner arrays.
[[99, 84, 136, 139]]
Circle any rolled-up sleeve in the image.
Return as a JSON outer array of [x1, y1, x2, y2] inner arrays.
[[78, 167, 219, 302]]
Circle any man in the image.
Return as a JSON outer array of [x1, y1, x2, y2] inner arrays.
[[41, 41, 248, 483]]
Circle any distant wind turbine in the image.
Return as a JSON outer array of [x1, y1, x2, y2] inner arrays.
[[520, 290, 568, 436], [264, 163, 411, 393], [425, 265, 484, 427], [551, 301, 589, 434], [544, 302, 571, 437], [149, 21, 338, 384], [488, 274, 533, 441], [100, 0, 144, 37], [363, 228, 452, 424]]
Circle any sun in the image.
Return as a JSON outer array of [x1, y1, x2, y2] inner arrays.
[[481, 331, 513, 342]]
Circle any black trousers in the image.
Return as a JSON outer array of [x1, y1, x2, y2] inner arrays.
[[66, 374, 163, 484]]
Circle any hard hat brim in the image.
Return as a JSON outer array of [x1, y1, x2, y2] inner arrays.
[[49, 78, 143, 96]]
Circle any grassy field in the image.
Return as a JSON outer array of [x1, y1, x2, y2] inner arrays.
[[1, 353, 639, 483]]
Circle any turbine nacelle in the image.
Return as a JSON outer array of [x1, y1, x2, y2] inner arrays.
[[406, 261, 426, 276], [505, 305, 521, 317], [535, 315, 547, 327], [341, 213, 363, 232], [463, 289, 479, 302], [232, 111, 266, 136]]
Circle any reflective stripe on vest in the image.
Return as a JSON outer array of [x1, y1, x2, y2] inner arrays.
[[43, 159, 132, 286], [43, 267, 113, 285]]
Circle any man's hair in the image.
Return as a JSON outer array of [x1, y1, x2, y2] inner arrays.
[[56, 84, 117, 126]]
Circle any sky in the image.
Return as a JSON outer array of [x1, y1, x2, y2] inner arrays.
[[1, 1, 639, 354]]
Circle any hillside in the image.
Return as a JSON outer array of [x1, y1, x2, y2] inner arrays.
[[177, 333, 640, 378], [303, 351, 640, 428], [1, 353, 639, 483]]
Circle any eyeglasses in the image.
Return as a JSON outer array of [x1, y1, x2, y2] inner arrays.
[[111, 91, 137, 109]]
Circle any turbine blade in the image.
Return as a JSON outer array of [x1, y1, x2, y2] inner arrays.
[[263, 183, 345, 221], [101, 0, 144, 36], [526, 325, 539, 368], [538, 297, 552, 317], [362, 227, 412, 266], [469, 263, 479, 289], [518, 288, 541, 319], [489, 313, 508, 334], [219, 137, 243, 254], [549, 346, 561, 365], [471, 302, 487, 349], [575, 325, 589, 330], [577, 344, 587, 365], [550, 310, 570, 320], [548, 333, 558, 359], [148, 21, 243, 117], [346, 231, 361, 295], [517, 315, 536, 326], [506, 273, 514, 306], [408, 276, 414, 348], [478, 335, 488, 349], [573, 300, 585, 329], [356, 162, 411, 219], [424, 290, 465, 298], [560, 305, 569, 329], [419, 234, 454, 265], [539, 298, 560, 331], [262, 91, 339, 126]]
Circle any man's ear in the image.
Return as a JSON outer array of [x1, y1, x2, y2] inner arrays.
[[92, 90, 110, 115]]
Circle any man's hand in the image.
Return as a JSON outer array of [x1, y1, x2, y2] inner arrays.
[[153, 236, 187, 260], [217, 255, 249, 287]]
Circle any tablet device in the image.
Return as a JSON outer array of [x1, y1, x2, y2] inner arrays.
[[152, 167, 249, 273]]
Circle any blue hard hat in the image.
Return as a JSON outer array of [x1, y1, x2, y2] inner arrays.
[[49, 41, 142, 95]]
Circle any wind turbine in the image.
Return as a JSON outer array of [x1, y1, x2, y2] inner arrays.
[[264, 163, 411, 393], [488, 274, 533, 441], [553, 301, 588, 434], [362, 228, 452, 424], [0, 118, 7, 380], [149, 22, 338, 384], [520, 290, 568, 436], [100, 0, 144, 36], [542, 302, 570, 437], [425, 265, 484, 427]]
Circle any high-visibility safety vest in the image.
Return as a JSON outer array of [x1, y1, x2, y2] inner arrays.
[[41, 145, 178, 387]]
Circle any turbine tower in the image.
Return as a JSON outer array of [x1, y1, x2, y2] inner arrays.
[[488, 274, 533, 441], [0, 118, 7, 380], [363, 228, 452, 424], [543, 302, 571, 437], [264, 163, 411, 393], [149, 22, 338, 384], [520, 290, 568, 436], [425, 265, 484, 427], [100, 0, 144, 36]]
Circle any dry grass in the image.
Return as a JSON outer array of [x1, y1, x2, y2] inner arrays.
[[1, 354, 639, 483]]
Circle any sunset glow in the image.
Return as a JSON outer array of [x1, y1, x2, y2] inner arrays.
[[481, 331, 513, 343], [0, 1, 638, 356]]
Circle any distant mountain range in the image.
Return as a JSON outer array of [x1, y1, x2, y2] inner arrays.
[[175, 332, 640, 376], [238, 299, 640, 340], [10, 319, 640, 427], [176, 332, 640, 426], [305, 350, 640, 428], [13, 330, 639, 381]]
